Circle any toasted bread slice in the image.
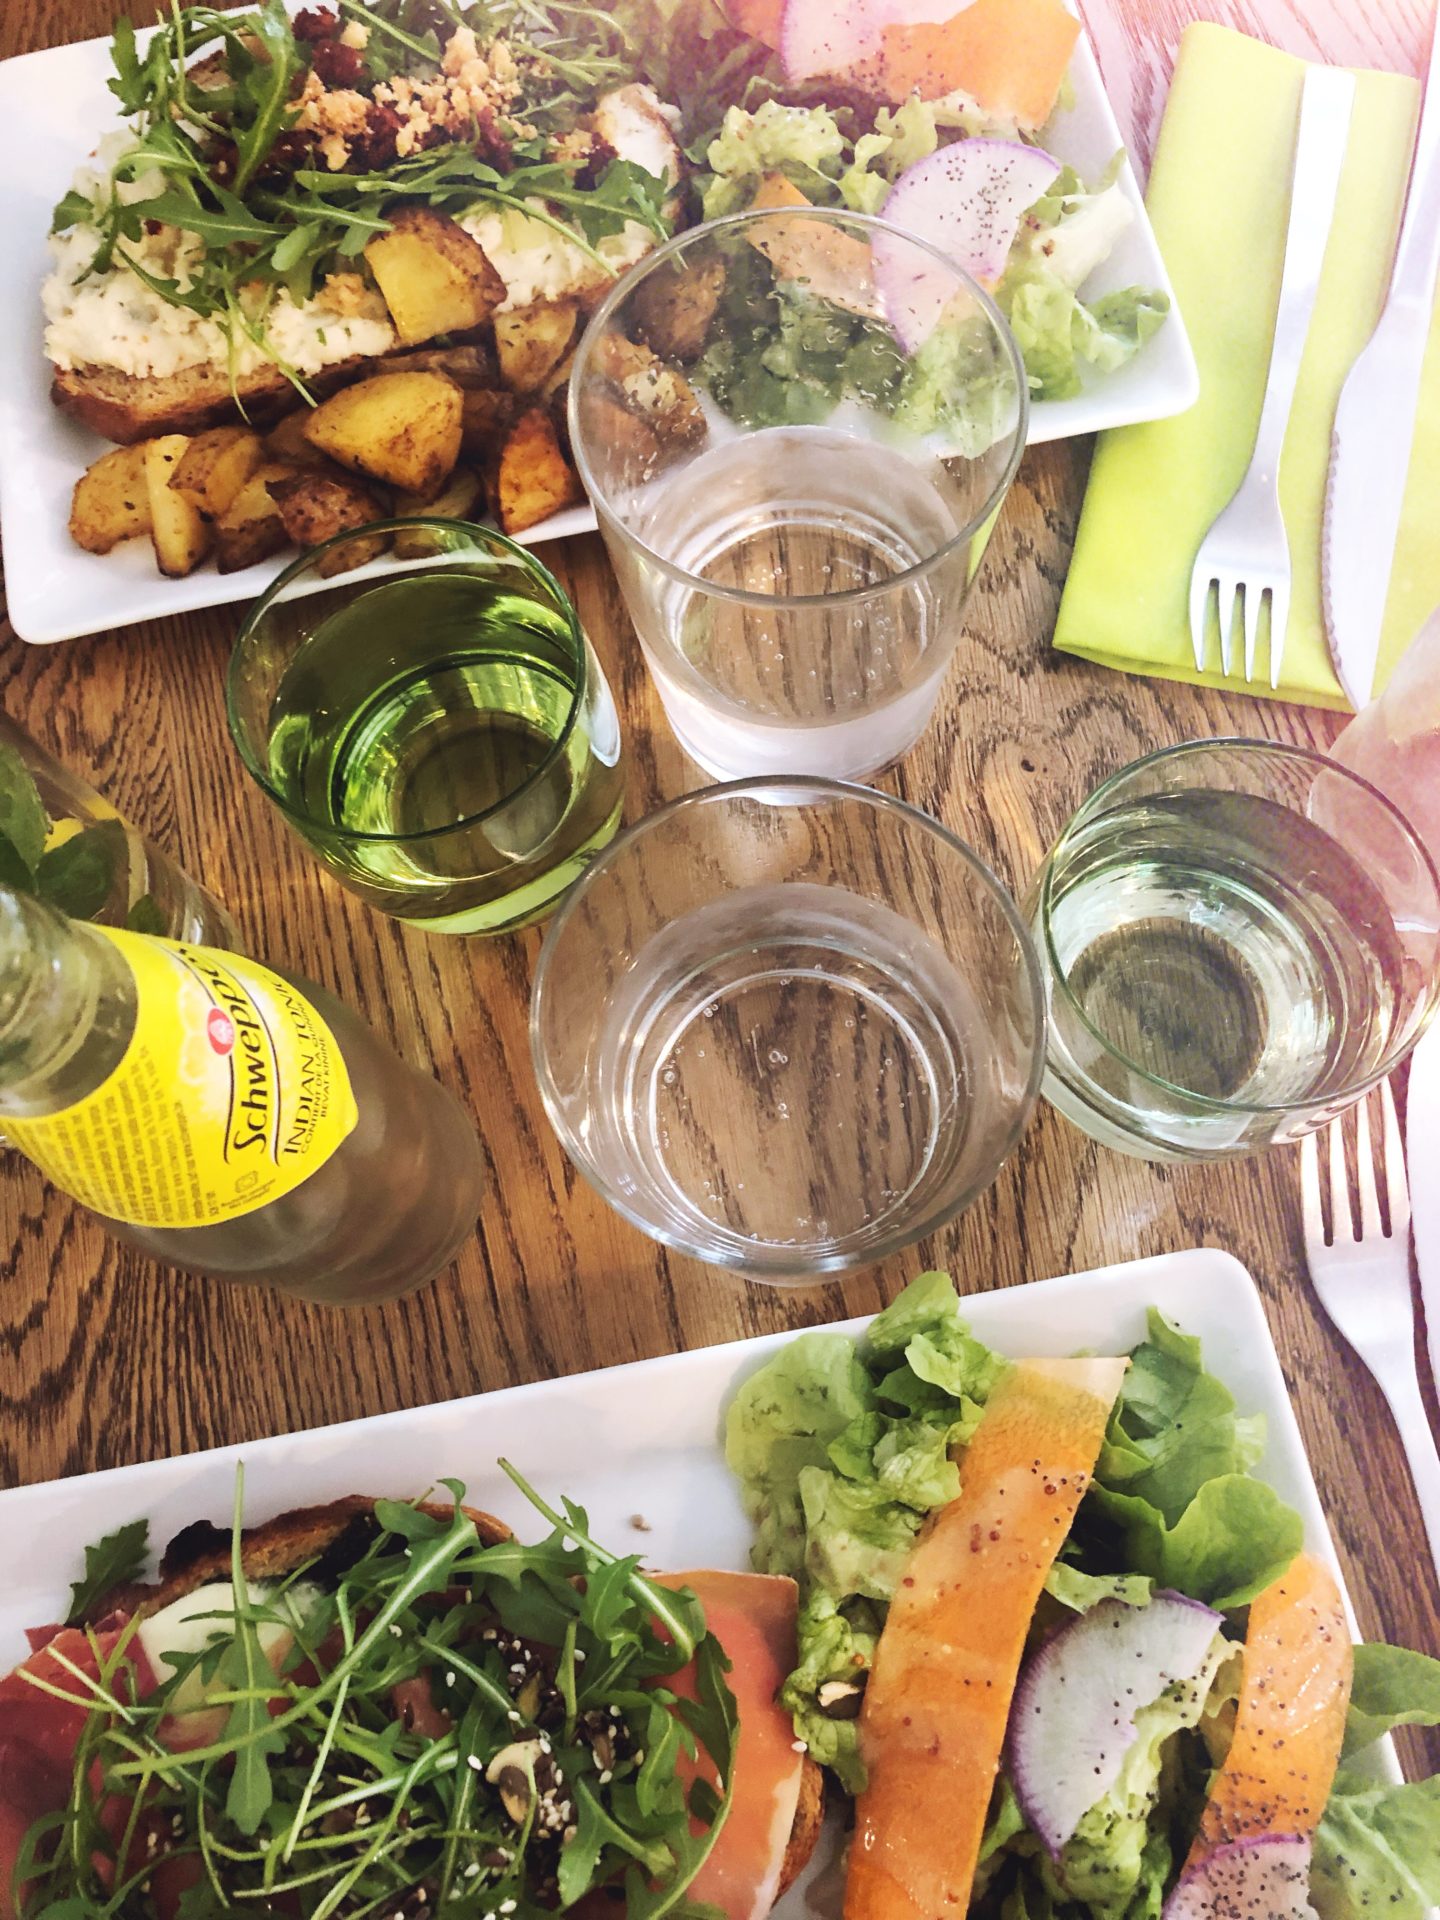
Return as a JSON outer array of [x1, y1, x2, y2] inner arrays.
[[780, 1752, 826, 1897], [82, 1493, 511, 1622]]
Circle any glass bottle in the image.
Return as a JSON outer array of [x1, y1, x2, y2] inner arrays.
[[0, 711, 238, 946], [0, 889, 484, 1305]]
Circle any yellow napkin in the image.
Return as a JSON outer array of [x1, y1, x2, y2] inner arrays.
[[1053, 23, 1438, 709]]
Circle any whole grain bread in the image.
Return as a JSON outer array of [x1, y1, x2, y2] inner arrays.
[[81, 1493, 825, 1903]]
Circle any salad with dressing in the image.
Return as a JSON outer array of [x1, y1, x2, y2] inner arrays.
[[727, 1271, 1440, 1919]]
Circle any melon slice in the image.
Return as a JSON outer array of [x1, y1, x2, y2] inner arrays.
[[1186, 1553, 1351, 1864], [881, 0, 1081, 128], [843, 1356, 1129, 1920], [654, 1570, 807, 1920], [748, 173, 880, 319]]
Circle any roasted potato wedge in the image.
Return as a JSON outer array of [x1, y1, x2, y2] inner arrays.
[[214, 460, 295, 574], [392, 468, 486, 557], [495, 406, 584, 536], [169, 425, 263, 517], [630, 256, 726, 361], [494, 301, 578, 395], [267, 469, 389, 577], [364, 207, 506, 347], [304, 371, 463, 496], [540, 342, 579, 404], [69, 443, 151, 554], [379, 342, 499, 389], [145, 436, 212, 577], [263, 410, 332, 469], [593, 332, 707, 447], [459, 387, 517, 460], [573, 390, 661, 488]]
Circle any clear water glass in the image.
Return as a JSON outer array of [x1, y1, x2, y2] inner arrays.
[[228, 522, 624, 936], [568, 207, 1027, 784], [1028, 739, 1440, 1161], [531, 779, 1044, 1282]]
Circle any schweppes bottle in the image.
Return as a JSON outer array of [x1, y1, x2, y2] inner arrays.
[[0, 888, 483, 1304]]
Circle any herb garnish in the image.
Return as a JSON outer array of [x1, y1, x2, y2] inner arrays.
[[15, 1464, 737, 1920], [64, 1520, 151, 1627], [52, 0, 675, 397]]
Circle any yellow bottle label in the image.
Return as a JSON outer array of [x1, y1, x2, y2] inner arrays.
[[4, 930, 358, 1229]]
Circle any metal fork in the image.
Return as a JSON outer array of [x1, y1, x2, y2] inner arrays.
[[1188, 66, 1355, 685], [1301, 1082, 1440, 1583]]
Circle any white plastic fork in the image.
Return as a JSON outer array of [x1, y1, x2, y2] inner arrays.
[[1188, 66, 1354, 685], [1301, 1082, 1440, 1584]]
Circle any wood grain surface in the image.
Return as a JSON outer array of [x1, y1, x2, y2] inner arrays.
[[2, 0, 1438, 1766]]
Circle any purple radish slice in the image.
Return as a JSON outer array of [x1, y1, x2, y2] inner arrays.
[[778, 0, 958, 84], [1007, 1590, 1222, 1859], [1163, 1835, 1316, 1920], [875, 138, 1061, 353]]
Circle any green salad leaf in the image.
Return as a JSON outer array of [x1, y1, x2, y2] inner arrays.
[[64, 1517, 150, 1625], [1313, 1775, 1440, 1920], [1079, 1308, 1301, 1607], [1342, 1641, 1440, 1756], [1002, 268, 1169, 401]]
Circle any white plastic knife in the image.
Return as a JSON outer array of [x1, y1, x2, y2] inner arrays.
[[1323, 18, 1440, 709], [1407, 1023, 1440, 1399]]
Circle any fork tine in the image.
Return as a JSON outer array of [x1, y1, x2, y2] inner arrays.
[[1188, 567, 1212, 672], [1215, 575, 1238, 677], [1268, 580, 1291, 690], [1327, 1115, 1353, 1243], [1300, 1127, 1326, 1249], [1381, 1078, 1410, 1236], [1242, 583, 1263, 684], [1354, 1092, 1382, 1239]]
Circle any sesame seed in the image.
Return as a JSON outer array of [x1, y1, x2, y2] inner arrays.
[[598, 1769, 612, 1784], [573, 1649, 586, 1664], [463, 1865, 480, 1880], [467, 1755, 484, 1772], [508, 1710, 521, 1724], [389, 1624, 403, 1638], [791, 1739, 808, 1752], [446, 1672, 457, 1687], [500, 1903, 517, 1915]]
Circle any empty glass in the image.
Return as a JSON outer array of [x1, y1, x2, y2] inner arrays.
[[531, 779, 1044, 1282], [569, 207, 1027, 783], [1028, 739, 1440, 1160]]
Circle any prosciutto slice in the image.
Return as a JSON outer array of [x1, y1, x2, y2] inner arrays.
[[656, 1570, 807, 1920]]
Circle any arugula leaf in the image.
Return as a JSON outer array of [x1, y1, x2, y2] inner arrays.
[[125, 893, 167, 936], [65, 1518, 150, 1624], [0, 832, 35, 895], [219, 1466, 285, 1835]]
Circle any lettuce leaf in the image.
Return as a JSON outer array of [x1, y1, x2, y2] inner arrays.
[[1002, 267, 1169, 401], [699, 100, 847, 218], [1312, 1774, 1440, 1920], [1342, 1641, 1440, 1756]]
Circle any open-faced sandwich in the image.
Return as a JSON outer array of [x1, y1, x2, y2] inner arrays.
[[48, 0, 1167, 585], [0, 1469, 822, 1920], [727, 1272, 1440, 1920]]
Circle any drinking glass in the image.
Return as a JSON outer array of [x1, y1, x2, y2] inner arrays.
[[228, 522, 625, 935], [1028, 739, 1440, 1161], [531, 779, 1044, 1282], [568, 208, 1027, 784]]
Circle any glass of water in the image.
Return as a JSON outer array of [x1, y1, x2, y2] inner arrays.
[[228, 522, 625, 935], [568, 207, 1027, 784], [1029, 739, 1440, 1161], [531, 779, 1044, 1282]]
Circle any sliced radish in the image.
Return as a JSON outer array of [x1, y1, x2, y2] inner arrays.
[[777, 0, 960, 84], [1163, 1835, 1317, 1920], [1007, 1590, 1223, 1858], [876, 138, 1062, 350]]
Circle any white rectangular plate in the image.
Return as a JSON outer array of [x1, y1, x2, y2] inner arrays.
[[0, 1249, 1405, 1914], [0, 20, 1196, 645]]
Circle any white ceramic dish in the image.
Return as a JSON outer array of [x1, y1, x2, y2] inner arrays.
[[0, 1248, 1407, 1914], [0, 19, 1196, 645]]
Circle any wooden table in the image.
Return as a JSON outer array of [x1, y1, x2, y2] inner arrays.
[[3, 0, 1437, 1763]]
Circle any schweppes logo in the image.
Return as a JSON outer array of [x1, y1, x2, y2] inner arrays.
[[178, 948, 280, 1163]]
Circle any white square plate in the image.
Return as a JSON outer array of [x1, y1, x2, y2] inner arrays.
[[0, 20, 1196, 645], [0, 1248, 1406, 1915]]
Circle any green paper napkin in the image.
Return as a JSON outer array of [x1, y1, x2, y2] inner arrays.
[[1053, 23, 1438, 710]]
